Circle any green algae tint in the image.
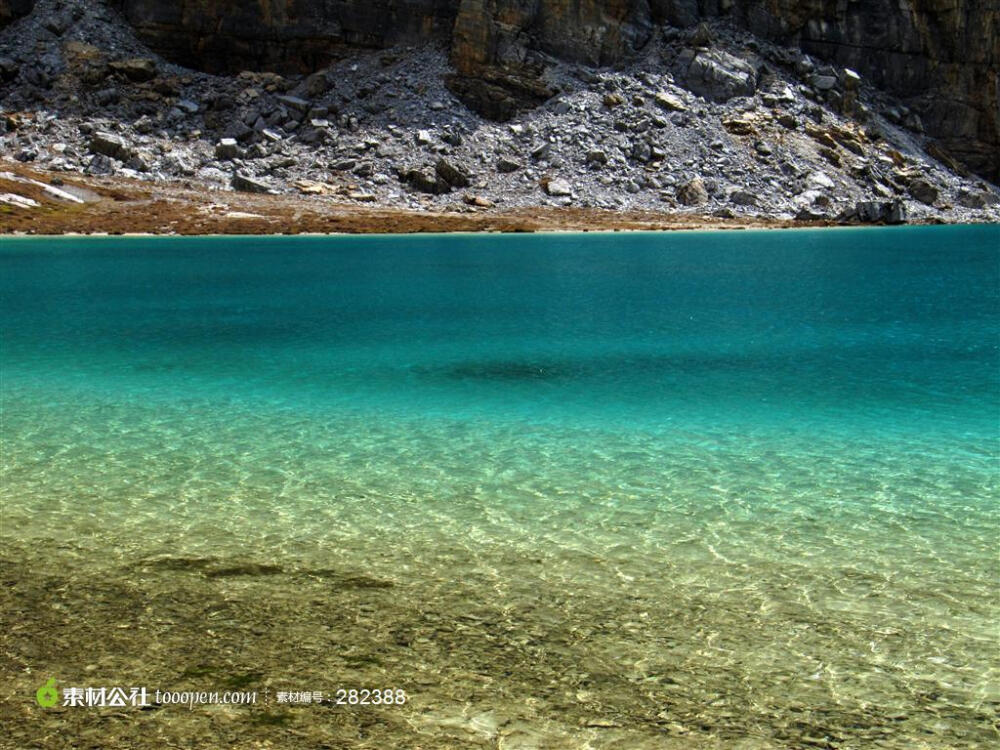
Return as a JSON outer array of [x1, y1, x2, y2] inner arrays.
[[1, 226, 998, 748]]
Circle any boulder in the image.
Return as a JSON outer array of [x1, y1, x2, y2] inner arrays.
[[276, 95, 310, 112], [125, 154, 151, 172], [531, 142, 551, 161], [89, 132, 135, 162], [777, 113, 798, 129], [676, 177, 709, 205], [543, 178, 572, 196], [85, 154, 115, 176], [849, 200, 908, 224], [955, 189, 989, 209], [445, 67, 554, 122], [654, 92, 687, 112], [108, 58, 157, 82], [674, 48, 757, 102], [401, 168, 448, 194], [435, 158, 471, 188], [0, 57, 17, 82], [811, 74, 838, 91], [463, 194, 493, 207], [231, 172, 278, 194], [215, 138, 241, 160], [908, 178, 939, 205], [841, 68, 862, 90], [497, 158, 522, 173]]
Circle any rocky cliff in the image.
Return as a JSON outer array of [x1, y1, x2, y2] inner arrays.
[[0, 0, 996, 182], [107, 0, 458, 73], [3, 0, 999, 227], [451, 0, 998, 181]]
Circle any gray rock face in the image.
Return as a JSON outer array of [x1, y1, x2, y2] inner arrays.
[[675, 48, 757, 102], [850, 200, 908, 224], [2, 1, 996, 226], [109, 0, 456, 73], [21, 1, 975, 181]]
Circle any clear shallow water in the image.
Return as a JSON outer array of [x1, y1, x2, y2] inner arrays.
[[2, 226, 998, 747]]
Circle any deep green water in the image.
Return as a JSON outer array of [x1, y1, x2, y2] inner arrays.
[[1, 226, 998, 746]]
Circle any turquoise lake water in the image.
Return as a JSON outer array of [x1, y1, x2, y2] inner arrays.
[[1, 226, 998, 746]]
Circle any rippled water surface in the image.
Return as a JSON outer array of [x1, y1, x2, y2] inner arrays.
[[2, 227, 998, 748]]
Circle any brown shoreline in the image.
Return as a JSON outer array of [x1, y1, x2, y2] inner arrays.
[[0, 161, 896, 236]]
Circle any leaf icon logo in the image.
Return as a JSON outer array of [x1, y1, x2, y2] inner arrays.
[[36, 678, 58, 708]]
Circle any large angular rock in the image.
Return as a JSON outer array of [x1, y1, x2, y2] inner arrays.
[[543, 178, 572, 197], [401, 168, 449, 194], [435, 158, 471, 189], [215, 138, 241, 160], [908, 179, 939, 205], [89, 131, 136, 162], [445, 66, 554, 122], [849, 200, 908, 224], [231, 172, 278, 194], [108, 57, 157, 82], [497, 158, 521, 173], [674, 48, 757, 102], [676, 177, 709, 205], [0, 56, 18, 81]]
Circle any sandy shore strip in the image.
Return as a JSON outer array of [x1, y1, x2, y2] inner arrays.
[[1, 162, 894, 236]]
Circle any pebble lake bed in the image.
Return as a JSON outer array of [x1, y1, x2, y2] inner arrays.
[[1, 227, 998, 748]]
